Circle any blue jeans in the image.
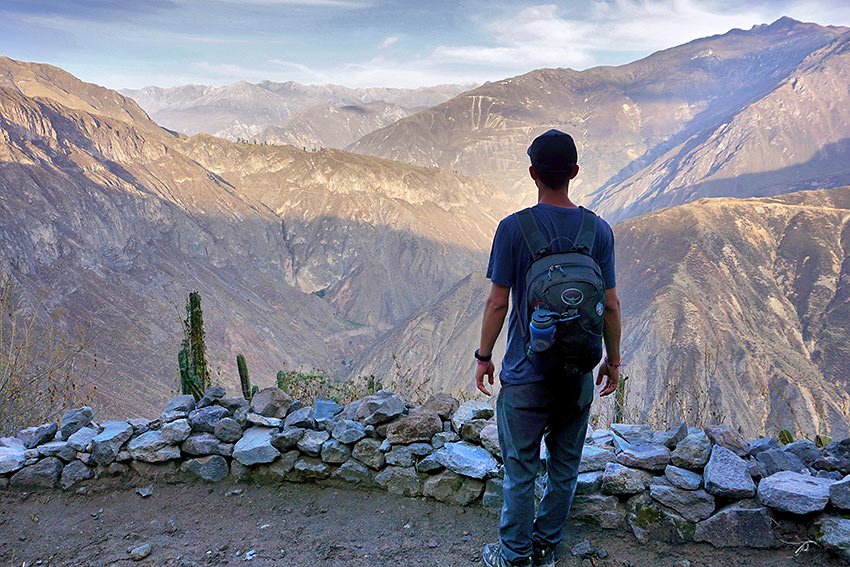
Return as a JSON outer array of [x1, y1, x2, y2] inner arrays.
[[496, 373, 593, 564]]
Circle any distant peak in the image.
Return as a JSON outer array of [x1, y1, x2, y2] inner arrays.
[[770, 16, 802, 28]]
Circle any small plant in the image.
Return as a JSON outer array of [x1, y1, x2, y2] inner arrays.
[[778, 429, 794, 445], [237, 354, 252, 400], [816, 434, 832, 448], [613, 373, 629, 424], [178, 291, 210, 401]]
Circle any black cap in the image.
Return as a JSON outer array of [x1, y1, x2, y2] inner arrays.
[[527, 129, 578, 173]]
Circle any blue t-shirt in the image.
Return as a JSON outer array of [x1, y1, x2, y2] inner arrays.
[[486, 203, 616, 384]]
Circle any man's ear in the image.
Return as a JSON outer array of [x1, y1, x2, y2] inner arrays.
[[570, 164, 580, 180], [529, 165, 539, 181]]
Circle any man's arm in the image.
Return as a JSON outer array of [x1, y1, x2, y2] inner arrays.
[[476, 283, 510, 396], [596, 287, 621, 396]]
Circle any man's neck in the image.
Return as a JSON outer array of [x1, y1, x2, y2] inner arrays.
[[537, 187, 578, 209]]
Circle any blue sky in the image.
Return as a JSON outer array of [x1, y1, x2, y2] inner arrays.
[[1, 0, 849, 89]]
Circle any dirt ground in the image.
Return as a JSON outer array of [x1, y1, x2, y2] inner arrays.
[[0, 480, 841, 567]]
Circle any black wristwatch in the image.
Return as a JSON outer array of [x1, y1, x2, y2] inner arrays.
[[474, 348, 492, 362]]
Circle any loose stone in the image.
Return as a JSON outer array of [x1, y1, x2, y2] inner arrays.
[[60, 460, 94, 489], [416, 393, 460, 419], [91, 421, 133, 466], [161, 419, 192, 444], [385, 445, 415, 467], [356, 391, 407, 425], [314, 397, 343, 421], [386, 411, 442, 445], [431, 431, 460, 449], [664, 465, 702, 490], [815, 516, 850, 561], [450, 400, 494, 433], [616, 443, 671, 471], [320, 438, 351, 464], [375, 466, 421, 496], [670, 432, 711, 469], [703, 445, 756, 499], [757, 471, 833, 514], [575, 471, 604, 495], [181, 455, 229, 482], [352, 438, 386, 470], [10, 457, 63, 489], [188, 405, 229, 433], [17, 423, 58, 449], [704, 425, 748, 458], [649, 477, 714, 522], [66, 427, 97, 452], [213, 418, 242, 443], [423, 470, 484, 506], [296, 430, 330, 457], [433, 442, 499, 479], [601, 463, 654, 495], [332, 460, 372, 484], [271, 427, 305, 452], [331, 420, 366, 444], [579, 445, 617, 473], [285, 407, 317, 430], [694, 500, 777, 548], [756, 448, 807, 477], [60, 407, 94, 439], [232, 427, 279, 466], [250, 387, 293, 418], [181, 433, 233, 457]]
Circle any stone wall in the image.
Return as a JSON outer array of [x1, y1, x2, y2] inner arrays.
[[2, 386, 850, 560]]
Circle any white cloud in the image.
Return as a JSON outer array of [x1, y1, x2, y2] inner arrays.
[[378, 35, 400, 50]]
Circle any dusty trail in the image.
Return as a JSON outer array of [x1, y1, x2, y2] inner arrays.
[[0, 481, 839, 567]]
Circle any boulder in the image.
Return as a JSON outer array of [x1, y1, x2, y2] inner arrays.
[[271, 427, 305, 452], [756, 448, 808, 477], [416, 453, 444, 474], [250, 387, 293, 418], [181, 455, 229, 482], [128, 431, 181, 462], [784, 439, 822, 468], [314, 397, 343, 421], [181, 432, 233, 456], [10, 457, 63, 488], [482, 478, 504, 513], [195, 385, 226, 409], [332, 459, 372, 484], [830, 475, 850, 510], [320, 438, 351, 464], [332, 420, 366, 444], [386, 411, 442, 445], [748, 437, 780, 457], [246, 413, 283, 428], [161, 419, 192, 444], [292, 457, 332, 480], [703, 445, 756, 498], [423, 470, 484, 505], [37, 441, 75, 462], [60, 407, 94, 439], [386, 445, 415, 468], [610, 424, 653, 445], [590, 429, 615, 447], [579, 446, 616, 473], [704, 425, 748, 458], [670, 432, 711, 469], [60, 460, 94, 489], [664, 465, 702, 490], [0, 444, 26, 475], [232, 427, 280, 466], [569, 494, 626, 529], [616, 443, 670, 471], [694, 500, 777, 548], [375, 466, 421, 496], [431, 431, 460, 449], [653, 422, 688, 449], [352, 438, 386, 470], [575, 471, 604, 495], [284, 407, 317, 430], [252, 451, 299, 482], [649, 477, 714, 522], [187, 405, 229, 433], [66, 427, 97, 452], [757, 471, 833, 514], [296, 430, 330, 457], [450, 400, 494, 433], [479, 423, 501, 457], [627, 492, 695, 544], [219, 396, 249, 412], [409, 442, 433, 457], [458, 419, 489, 444], [601, 463, 654, 495], [213, 418, 243, 443], [164, 394, 196, 413], [433, 442, 499, 479], [815, 516, 850, 562], [17, 422, 58, 449], [417, 393, 460, 419], [356, 391, 406, 425], [91, 421, 133, 466]]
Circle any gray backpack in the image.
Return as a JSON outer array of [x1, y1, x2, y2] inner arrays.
[[515, 206, 606, 377]]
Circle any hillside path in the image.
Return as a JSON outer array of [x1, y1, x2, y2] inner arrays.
[[0, 481, 839, 567]]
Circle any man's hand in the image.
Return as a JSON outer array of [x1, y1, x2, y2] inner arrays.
[[476, 361, 496, 396], [596, 362, 620, 397]]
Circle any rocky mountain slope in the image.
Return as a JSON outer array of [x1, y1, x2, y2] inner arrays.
[[352, 186, 850, 439], [120, 81, 472, 141], [349, 18, 849, 216], [255, 101, 412, 150]]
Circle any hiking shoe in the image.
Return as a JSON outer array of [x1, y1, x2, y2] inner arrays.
[[482, 543, 533, 567], [532, 544, 556, 567]]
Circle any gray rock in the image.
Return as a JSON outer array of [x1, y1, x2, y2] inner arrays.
[[60, 460, 93, 489], [187, 405, 229, 433], [458, 418, 489, 444], [450, 400, 494, 433], [665, 465, 702, 490], [830, 475, 850, 510], [386, 411, 443, 445], [331, 420, 366, 444], [252, 451, 299, 482], [181, 432, 233, 456], [232, 406, 250, 427], [0, 444, 26, 475], [219, 396, 249, 411], [213, 417, 242, 443], [128, 418, 154, 435], [653, 422, 688, 449], [601, 463, 654, 495], [433, 442, 499, 479], [570, 494, 626, 529], [482, 477, 503, 512], [612, 434, 633, 454], [694, 500, 777, 548], [271, 427, 305, 452], [815, 516, 850, 562], [296, 429, 330, 457], [292, 456, 332, 480], [164, 394, 195, 414], [314, 397, 343, 421], [409, 443, 433, 456], [417, 453, 444, 474], [91, 421, 133, 466], [352, 438, 385, 470], [181, 455, 228, 482], [704, 424, 748, 458], [575, 471, 604, 495], [37, 441, 75, 462], [423, 469, 484, 505], [66, 427, 97, 452], [704, 445, 756, 498], [627, 492, 694, 544], [610, 423, 653, 445], [386, 445, 415, 467], [332, 459, 372, 484], [161, 419, 192, 444], [431, 431, 460, 449], [284, 406, 317, 429], [579, 445, 617, 473], [670, 432, 711, 469], [129, 543, 152, 561], [375, 466, 421, 496], [250, 387, 293, 418], [617, 443, 671, 471], [60, 407, 94, 439], [479, 423, 500, 457], [195, 385, 226, 409], [822, 438, 850, 474], [756, 448, 808, 477], [246, 413, 283, 428], [417, 393, 460, 420], [10, 456, 63, 488], [758, 471, 833, 514], [356, 390, 407, 425], [748, 437, 780, 457], [590, 429, 615, 447], [18, 422, 58, 449], [649, 477, 715, 522], [320, 438, 351, 464], [571, 540, 595, 558], [784, 439, 821, 467], [338, 399, 362, 421], [232, 427, 280, 466], [160, 409, 188, 423], [128, 431, 180, 462]]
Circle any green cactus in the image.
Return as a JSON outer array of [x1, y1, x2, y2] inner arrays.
[[816, 434, 832, 448], [177, 291, 210, 401], [778, 429, 794, 445], [251, 385, 259, 397], [237, 354, 252, 400]]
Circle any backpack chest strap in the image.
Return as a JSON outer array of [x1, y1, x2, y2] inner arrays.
[[514, 209, 549, 259]]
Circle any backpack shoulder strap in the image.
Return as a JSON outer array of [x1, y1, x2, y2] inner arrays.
[[573, 207, 598, 254], [514, 209, 550, 259]]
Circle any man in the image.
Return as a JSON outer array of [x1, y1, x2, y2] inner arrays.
[[475, 129, 621, 567]]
